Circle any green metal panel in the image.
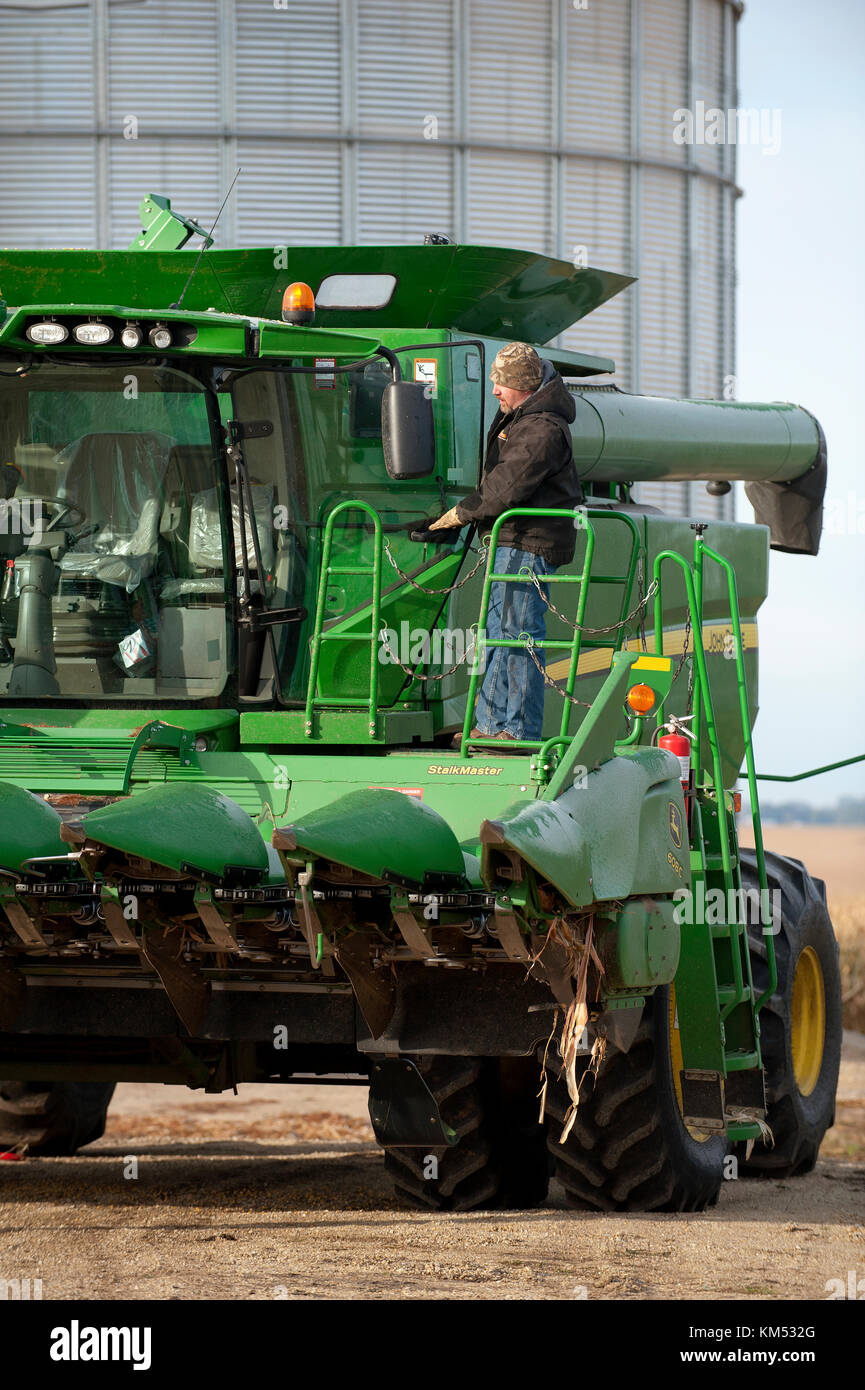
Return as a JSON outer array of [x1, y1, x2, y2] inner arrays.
[[0, 709, 239, 737], [274, 751, 536, 848], [595, 898, 680, 991]]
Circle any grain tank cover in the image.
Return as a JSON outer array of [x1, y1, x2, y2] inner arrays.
[[0, 243, 633, 344]]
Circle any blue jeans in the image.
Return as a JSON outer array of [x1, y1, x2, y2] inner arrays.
[[474, 546, 557, 740]]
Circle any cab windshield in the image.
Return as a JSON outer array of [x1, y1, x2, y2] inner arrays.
[[0, 362, 230, 700]]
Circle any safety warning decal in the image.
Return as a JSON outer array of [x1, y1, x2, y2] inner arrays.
[[413, 358, 437, 397]]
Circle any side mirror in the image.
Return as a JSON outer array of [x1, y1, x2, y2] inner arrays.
[[381, 381, 436, 479]]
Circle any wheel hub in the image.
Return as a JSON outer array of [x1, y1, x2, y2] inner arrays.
[[791, 946, 825, 1096]]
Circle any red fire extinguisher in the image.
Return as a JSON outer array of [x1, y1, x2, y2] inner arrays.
[[657, 715, 695, 790]]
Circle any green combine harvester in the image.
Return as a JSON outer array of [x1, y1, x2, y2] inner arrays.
[[0, 195, 842, 1211]]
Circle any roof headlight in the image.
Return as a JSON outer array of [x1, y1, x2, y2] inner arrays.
[[73, 321, 113, 345], [26, 320, 68, 345], [148, 323, 172, 349], [121, 323, 143, 349]]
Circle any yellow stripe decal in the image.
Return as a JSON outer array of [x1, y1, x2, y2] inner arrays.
[[546, 622, 759, 683], [632, 655, 672, 671]]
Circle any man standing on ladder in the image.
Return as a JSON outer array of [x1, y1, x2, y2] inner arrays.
[[428, 341, 582, 745]]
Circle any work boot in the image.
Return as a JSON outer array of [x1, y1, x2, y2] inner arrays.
[[452, 729, 521, 751], [450, 727, 483, 749], [475, 732, 521, 754]]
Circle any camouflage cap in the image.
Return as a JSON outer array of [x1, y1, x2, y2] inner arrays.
[[489, 341, 543, 391]]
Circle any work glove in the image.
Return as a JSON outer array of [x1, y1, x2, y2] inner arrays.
[[410, 507, 464, 543]]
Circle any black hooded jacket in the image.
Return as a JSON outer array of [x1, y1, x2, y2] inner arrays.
[[454, 361, 583, 565]]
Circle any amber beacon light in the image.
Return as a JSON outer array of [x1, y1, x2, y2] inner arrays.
[[626, 683, 656, 715], [281, 282, 315, 325]]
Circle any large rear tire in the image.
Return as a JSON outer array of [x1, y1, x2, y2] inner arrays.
[[384, 1055, 550, 1211], [546, 986, 726, 1212], [736, 849, 841, 1176], [0, 1080, 116, 1156]]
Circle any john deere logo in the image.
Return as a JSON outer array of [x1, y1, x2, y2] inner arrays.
[[669, 801, 683, 848]]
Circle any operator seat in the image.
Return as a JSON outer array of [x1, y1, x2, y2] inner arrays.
[[160, 483, 276, 602], [55, 431, 175, 593]]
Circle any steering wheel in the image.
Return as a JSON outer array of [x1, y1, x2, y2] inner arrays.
[[35, 496, 88, 534]]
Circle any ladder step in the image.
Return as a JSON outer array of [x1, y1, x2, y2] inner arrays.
[[717, 985, 753, 1008], [710, 921, 745, 939], [724, 1051, 761, 1071], [704, 854, 738, 871]]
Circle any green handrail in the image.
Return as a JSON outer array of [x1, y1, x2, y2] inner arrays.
[[652, 551, 733, 888], [564, 510, 644, 735], [754, 752, 865, 781], [304, 499, 383, 739], [458, 508, 595, 756], [457, 507, 644, 758], [698, 538, 778, 1013]]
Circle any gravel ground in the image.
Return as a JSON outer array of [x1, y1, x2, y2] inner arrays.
[[0, 1034, 862, 1302]]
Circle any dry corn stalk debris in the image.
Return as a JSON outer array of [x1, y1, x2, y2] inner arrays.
[[725, 1107, 774, 1160], [533, 915, 606, 1140]]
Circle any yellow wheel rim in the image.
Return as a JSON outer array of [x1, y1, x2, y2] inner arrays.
[[669, 982, 710, 1143], [791, 946, 825, 1096]]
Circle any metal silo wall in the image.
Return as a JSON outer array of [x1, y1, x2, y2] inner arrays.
[[0, 0, 737, 517]]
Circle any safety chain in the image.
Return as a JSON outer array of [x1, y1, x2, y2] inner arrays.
[[382, 537, 489, 595], [377, 628, 479, 683], [523, 636, 593, 710], [524, 568, 660, 636], [637, 552, 648, 653], [671, 606, 693, 696]]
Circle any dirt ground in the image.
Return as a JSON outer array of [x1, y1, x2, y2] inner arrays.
[[1, 823, 861, 1302], [0, 1031, 861, 1302]]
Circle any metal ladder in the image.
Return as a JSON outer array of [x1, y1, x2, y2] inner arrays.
[[304, 500, 383, 739], [652, 527, 775, 1137]]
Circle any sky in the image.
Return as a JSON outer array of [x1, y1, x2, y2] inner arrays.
[[735, 0, 865, 806]]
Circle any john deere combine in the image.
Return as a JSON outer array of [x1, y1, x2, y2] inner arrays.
[[0, 196, 840, 1210]]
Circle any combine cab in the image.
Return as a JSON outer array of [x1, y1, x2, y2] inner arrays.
[[0, 197, 841, 1208]]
